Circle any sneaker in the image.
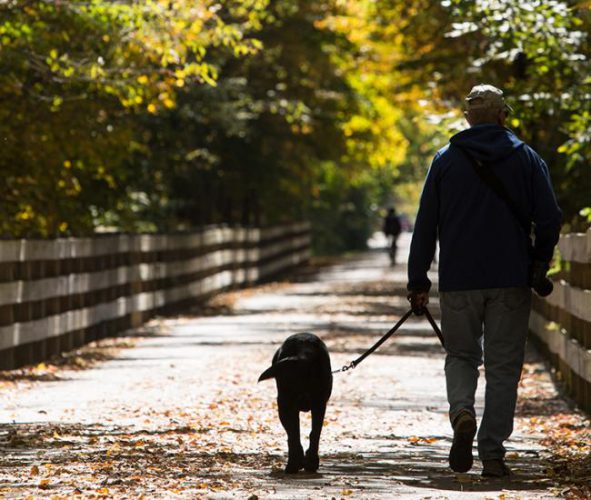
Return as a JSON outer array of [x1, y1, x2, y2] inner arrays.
[[482, 458, 512, 478], [449, 411, 477, 473]]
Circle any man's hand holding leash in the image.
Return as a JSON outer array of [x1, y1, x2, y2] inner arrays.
[[407, 290, 429, 315]]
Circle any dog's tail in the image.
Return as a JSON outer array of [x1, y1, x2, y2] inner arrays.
[[258, 356, 302, 382]]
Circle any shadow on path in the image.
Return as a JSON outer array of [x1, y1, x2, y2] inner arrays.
[[0, 242, 586, 498]]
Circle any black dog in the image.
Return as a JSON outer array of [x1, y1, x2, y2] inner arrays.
[[258, 333, 333, 473]]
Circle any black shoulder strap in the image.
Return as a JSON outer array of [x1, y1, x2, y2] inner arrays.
[[453, 144, 531, 235]]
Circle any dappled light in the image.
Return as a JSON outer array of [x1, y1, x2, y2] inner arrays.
[[0, 237, 588, 497], [0, 0, 590, 497]]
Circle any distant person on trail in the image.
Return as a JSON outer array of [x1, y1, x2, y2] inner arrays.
[[406, 84, 562, 477], [383, 207, 402, 266]]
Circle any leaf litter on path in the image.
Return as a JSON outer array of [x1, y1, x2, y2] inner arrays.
[[0, 250, 588, 498]]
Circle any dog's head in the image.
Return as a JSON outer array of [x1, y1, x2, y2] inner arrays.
[[258, 356, 305, 382]]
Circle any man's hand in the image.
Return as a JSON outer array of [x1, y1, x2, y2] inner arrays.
[[408, 291, 429, 315]]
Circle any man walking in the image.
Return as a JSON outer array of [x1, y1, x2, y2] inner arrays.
[[383, 207, 402, 265], [407, 84, 562, 477]]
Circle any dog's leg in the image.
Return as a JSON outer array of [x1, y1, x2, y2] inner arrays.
[[304, 403, 326, 472], [278, 401, 304, 473]]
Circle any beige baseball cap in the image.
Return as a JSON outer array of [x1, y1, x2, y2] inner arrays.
[[465, 84, 513, 113]]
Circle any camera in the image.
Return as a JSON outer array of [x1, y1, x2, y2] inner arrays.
[[532, 275, 553, 297], [530, 261, 554, 297]]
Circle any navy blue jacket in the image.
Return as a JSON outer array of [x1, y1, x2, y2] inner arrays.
[[408, 124, 562, 292]]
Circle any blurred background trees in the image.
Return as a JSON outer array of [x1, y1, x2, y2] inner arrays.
[[1, 0, 589, 251]]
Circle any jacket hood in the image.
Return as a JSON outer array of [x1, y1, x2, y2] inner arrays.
[[449, 124, 524, 163]]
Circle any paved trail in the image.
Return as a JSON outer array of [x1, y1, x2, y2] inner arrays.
[[0, 234, 579, 498]]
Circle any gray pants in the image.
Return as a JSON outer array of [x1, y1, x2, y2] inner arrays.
[[440, 287, 531, 460]]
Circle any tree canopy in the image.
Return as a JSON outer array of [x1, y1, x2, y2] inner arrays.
[[1, 0, 589, 248]]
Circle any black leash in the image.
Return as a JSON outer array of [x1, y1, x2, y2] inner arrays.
[[332, 306, 444, 374]]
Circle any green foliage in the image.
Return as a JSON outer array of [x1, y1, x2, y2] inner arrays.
[[0, 0, 588, 249], [114, 0, 356, 231], [309, 162, 375, 254], [580, 207, 591, 225], [405, 0, 591, 225], [0, 0, 267, 237]]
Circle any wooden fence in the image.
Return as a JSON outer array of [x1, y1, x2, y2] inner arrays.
[[0, 222, 310, 370], [529, 227, 591, 413]]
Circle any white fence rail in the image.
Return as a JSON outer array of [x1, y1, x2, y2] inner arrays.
[[0, 222, 310, 369], [529, 227, 591, 413]]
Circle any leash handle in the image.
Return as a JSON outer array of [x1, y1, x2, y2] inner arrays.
[[332, 306, 444, 375]]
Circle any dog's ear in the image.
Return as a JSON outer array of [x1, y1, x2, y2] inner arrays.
[[258, 365, 276, 382], [258, 356, 301, 382]]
